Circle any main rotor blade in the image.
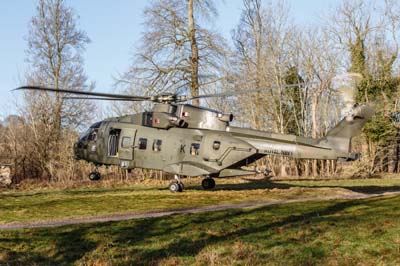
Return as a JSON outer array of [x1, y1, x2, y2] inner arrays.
[[62, 96, 144, 101], [15, 86, 150, 101], [185, 83, 308, 101]]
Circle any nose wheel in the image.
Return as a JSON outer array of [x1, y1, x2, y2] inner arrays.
[[88, 167, 101, 181], [201, 178, 215, 190]]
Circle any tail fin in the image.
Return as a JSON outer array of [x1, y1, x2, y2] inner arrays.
[[320, 105, 375, 160]]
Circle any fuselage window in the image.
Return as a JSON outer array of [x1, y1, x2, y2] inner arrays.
[[121, 137, 131, 148], [190, 143, 200, 155], [108, 129, 121, 157], [153, 139, 162, 152], [138, 138, 147, 150], [143, 112, 153, 127], [213, 141, 221, 150]]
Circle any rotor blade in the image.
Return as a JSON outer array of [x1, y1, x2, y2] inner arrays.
[[62, 96, 144, 101], [15, 86, 150, 101], [185, 83, 308, 101]]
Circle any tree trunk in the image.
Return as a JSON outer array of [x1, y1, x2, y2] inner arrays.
[[188, 0, 200, 106], [304, 160, 310, 177], [311, 94, 319, 177]]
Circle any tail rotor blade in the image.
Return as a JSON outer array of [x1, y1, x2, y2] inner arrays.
[[332, 73, 363, 114]]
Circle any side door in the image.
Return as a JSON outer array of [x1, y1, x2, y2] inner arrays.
[[119, 127, 137, 161]]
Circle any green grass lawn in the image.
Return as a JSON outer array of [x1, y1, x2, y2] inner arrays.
[[1, 193, 400, 266], [1, 177, 400, 224]]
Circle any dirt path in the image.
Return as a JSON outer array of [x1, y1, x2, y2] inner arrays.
[[1, 191, 399, 230]]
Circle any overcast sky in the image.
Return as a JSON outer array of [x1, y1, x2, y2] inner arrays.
[[0, 0, 337, 118]]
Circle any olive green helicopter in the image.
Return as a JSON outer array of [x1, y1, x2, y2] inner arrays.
[[16, 73, 374, 192]]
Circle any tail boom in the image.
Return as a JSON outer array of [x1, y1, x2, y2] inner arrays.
[[229, 105, 374, 161]]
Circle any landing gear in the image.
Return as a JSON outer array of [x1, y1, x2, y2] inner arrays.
[[169, 175, 184, 192], [262, 169, 272, 178], [88, 167, 101, 181], [169, 181, 182, 192], [201, 177, 215, 190]]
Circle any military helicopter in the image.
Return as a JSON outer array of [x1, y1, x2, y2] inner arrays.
[[16, 73, 374, 192]]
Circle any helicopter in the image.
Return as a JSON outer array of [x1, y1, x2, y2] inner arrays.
[[16, 73, 374, 192]]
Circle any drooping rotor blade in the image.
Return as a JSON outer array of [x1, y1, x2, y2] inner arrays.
[[62, 96, 144, 101], [184, 83, 308, 101], [15, 86, 150, 101]]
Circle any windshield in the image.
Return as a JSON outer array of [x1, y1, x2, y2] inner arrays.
[[90, 121, 102, 129], [78, 121, 102, 142], [78, 128, 91, 142]]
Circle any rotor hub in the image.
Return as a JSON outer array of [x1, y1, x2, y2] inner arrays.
[[150, 94, 188, 103], [151, 94, 174, 103]]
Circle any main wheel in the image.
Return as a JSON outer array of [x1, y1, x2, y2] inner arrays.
[[169, 181, 183, 192], [201, 178, 215, 190], [89, 172, 101, 181]]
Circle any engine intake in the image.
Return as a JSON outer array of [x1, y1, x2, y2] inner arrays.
[[217, 113, 234, 122]]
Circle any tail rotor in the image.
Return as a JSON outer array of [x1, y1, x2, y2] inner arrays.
[[332, 72, 363, 120]]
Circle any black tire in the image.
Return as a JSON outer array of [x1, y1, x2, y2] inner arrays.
[[178, 182, 184, 191], [169, 181, 182, 193], [201, 178, 215, 189], [208, 178, 215, 189], [89, 172, 101, 181]]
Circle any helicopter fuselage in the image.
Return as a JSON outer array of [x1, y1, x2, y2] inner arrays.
[[16, 77, 374, 190], [74, 103, 362, 178]]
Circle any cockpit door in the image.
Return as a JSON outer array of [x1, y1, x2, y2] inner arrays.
[[119, 127, 137, 161]]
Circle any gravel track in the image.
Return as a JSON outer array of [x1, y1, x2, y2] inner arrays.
[[1, 191, 399, 230]]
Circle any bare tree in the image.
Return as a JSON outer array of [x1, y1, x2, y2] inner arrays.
[[326, 0, 400, 176], [17, 0, 94, 180], [118, 0, 227, 107], [232, 0, 266, 129], [26, 0, 94, 131], [232, 0, 298, 176], [297, 29, 340, 177]]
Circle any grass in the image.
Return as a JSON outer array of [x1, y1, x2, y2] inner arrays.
[[283, 177, 400, 190], [1, 193, 400, 265], [1, 176, 400, 224]]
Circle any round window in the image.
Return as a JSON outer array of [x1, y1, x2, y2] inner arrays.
[[213, 141, 221, 150]]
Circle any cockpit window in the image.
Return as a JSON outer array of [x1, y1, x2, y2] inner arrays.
[[90, 121, 102, 129], [88, 129, 98, 141], [79, 121, 102, 142], [78, 129, 91, 142]]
